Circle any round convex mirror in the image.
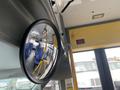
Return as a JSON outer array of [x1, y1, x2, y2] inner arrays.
[[20, 20, 61, 84]]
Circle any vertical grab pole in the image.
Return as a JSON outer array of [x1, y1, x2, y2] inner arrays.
[[94, 49, 114, 90]]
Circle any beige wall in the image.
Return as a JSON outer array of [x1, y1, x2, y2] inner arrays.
[[69, 21, 120, 52]]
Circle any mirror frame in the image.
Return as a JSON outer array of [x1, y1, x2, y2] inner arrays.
[[19, 19, 61, 84]]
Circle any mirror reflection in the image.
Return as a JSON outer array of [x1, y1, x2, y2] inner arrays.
[[24, 22, 58, 82]]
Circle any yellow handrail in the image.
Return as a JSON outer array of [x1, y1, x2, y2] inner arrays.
[[32, 30, 48, 75]]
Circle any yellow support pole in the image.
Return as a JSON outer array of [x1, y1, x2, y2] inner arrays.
[[68, 45, 78, 90]]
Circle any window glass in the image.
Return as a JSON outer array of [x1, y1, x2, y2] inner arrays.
[[0, 77, 41, 90], [43, 80, 60, 90], [105, 47, 120, 90], [73, 51, 102, 90]]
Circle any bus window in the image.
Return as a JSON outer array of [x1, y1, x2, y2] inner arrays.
[[105, 47, 120, 90], [43, 80, 60, 90], [73, 51, 102, 90]]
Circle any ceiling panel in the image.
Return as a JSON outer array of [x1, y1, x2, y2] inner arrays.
[[61, 0, 120, 28]]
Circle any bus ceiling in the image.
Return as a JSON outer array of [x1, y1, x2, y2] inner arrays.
[[60, 0, 120, 28]]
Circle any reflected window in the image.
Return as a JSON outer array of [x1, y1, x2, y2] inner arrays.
[[0, 77, 41, 90], [16, 78, 34, 89], [0, 79, 10, 90], [43, 80, 60, 90], [73, 51, 102, 89]]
